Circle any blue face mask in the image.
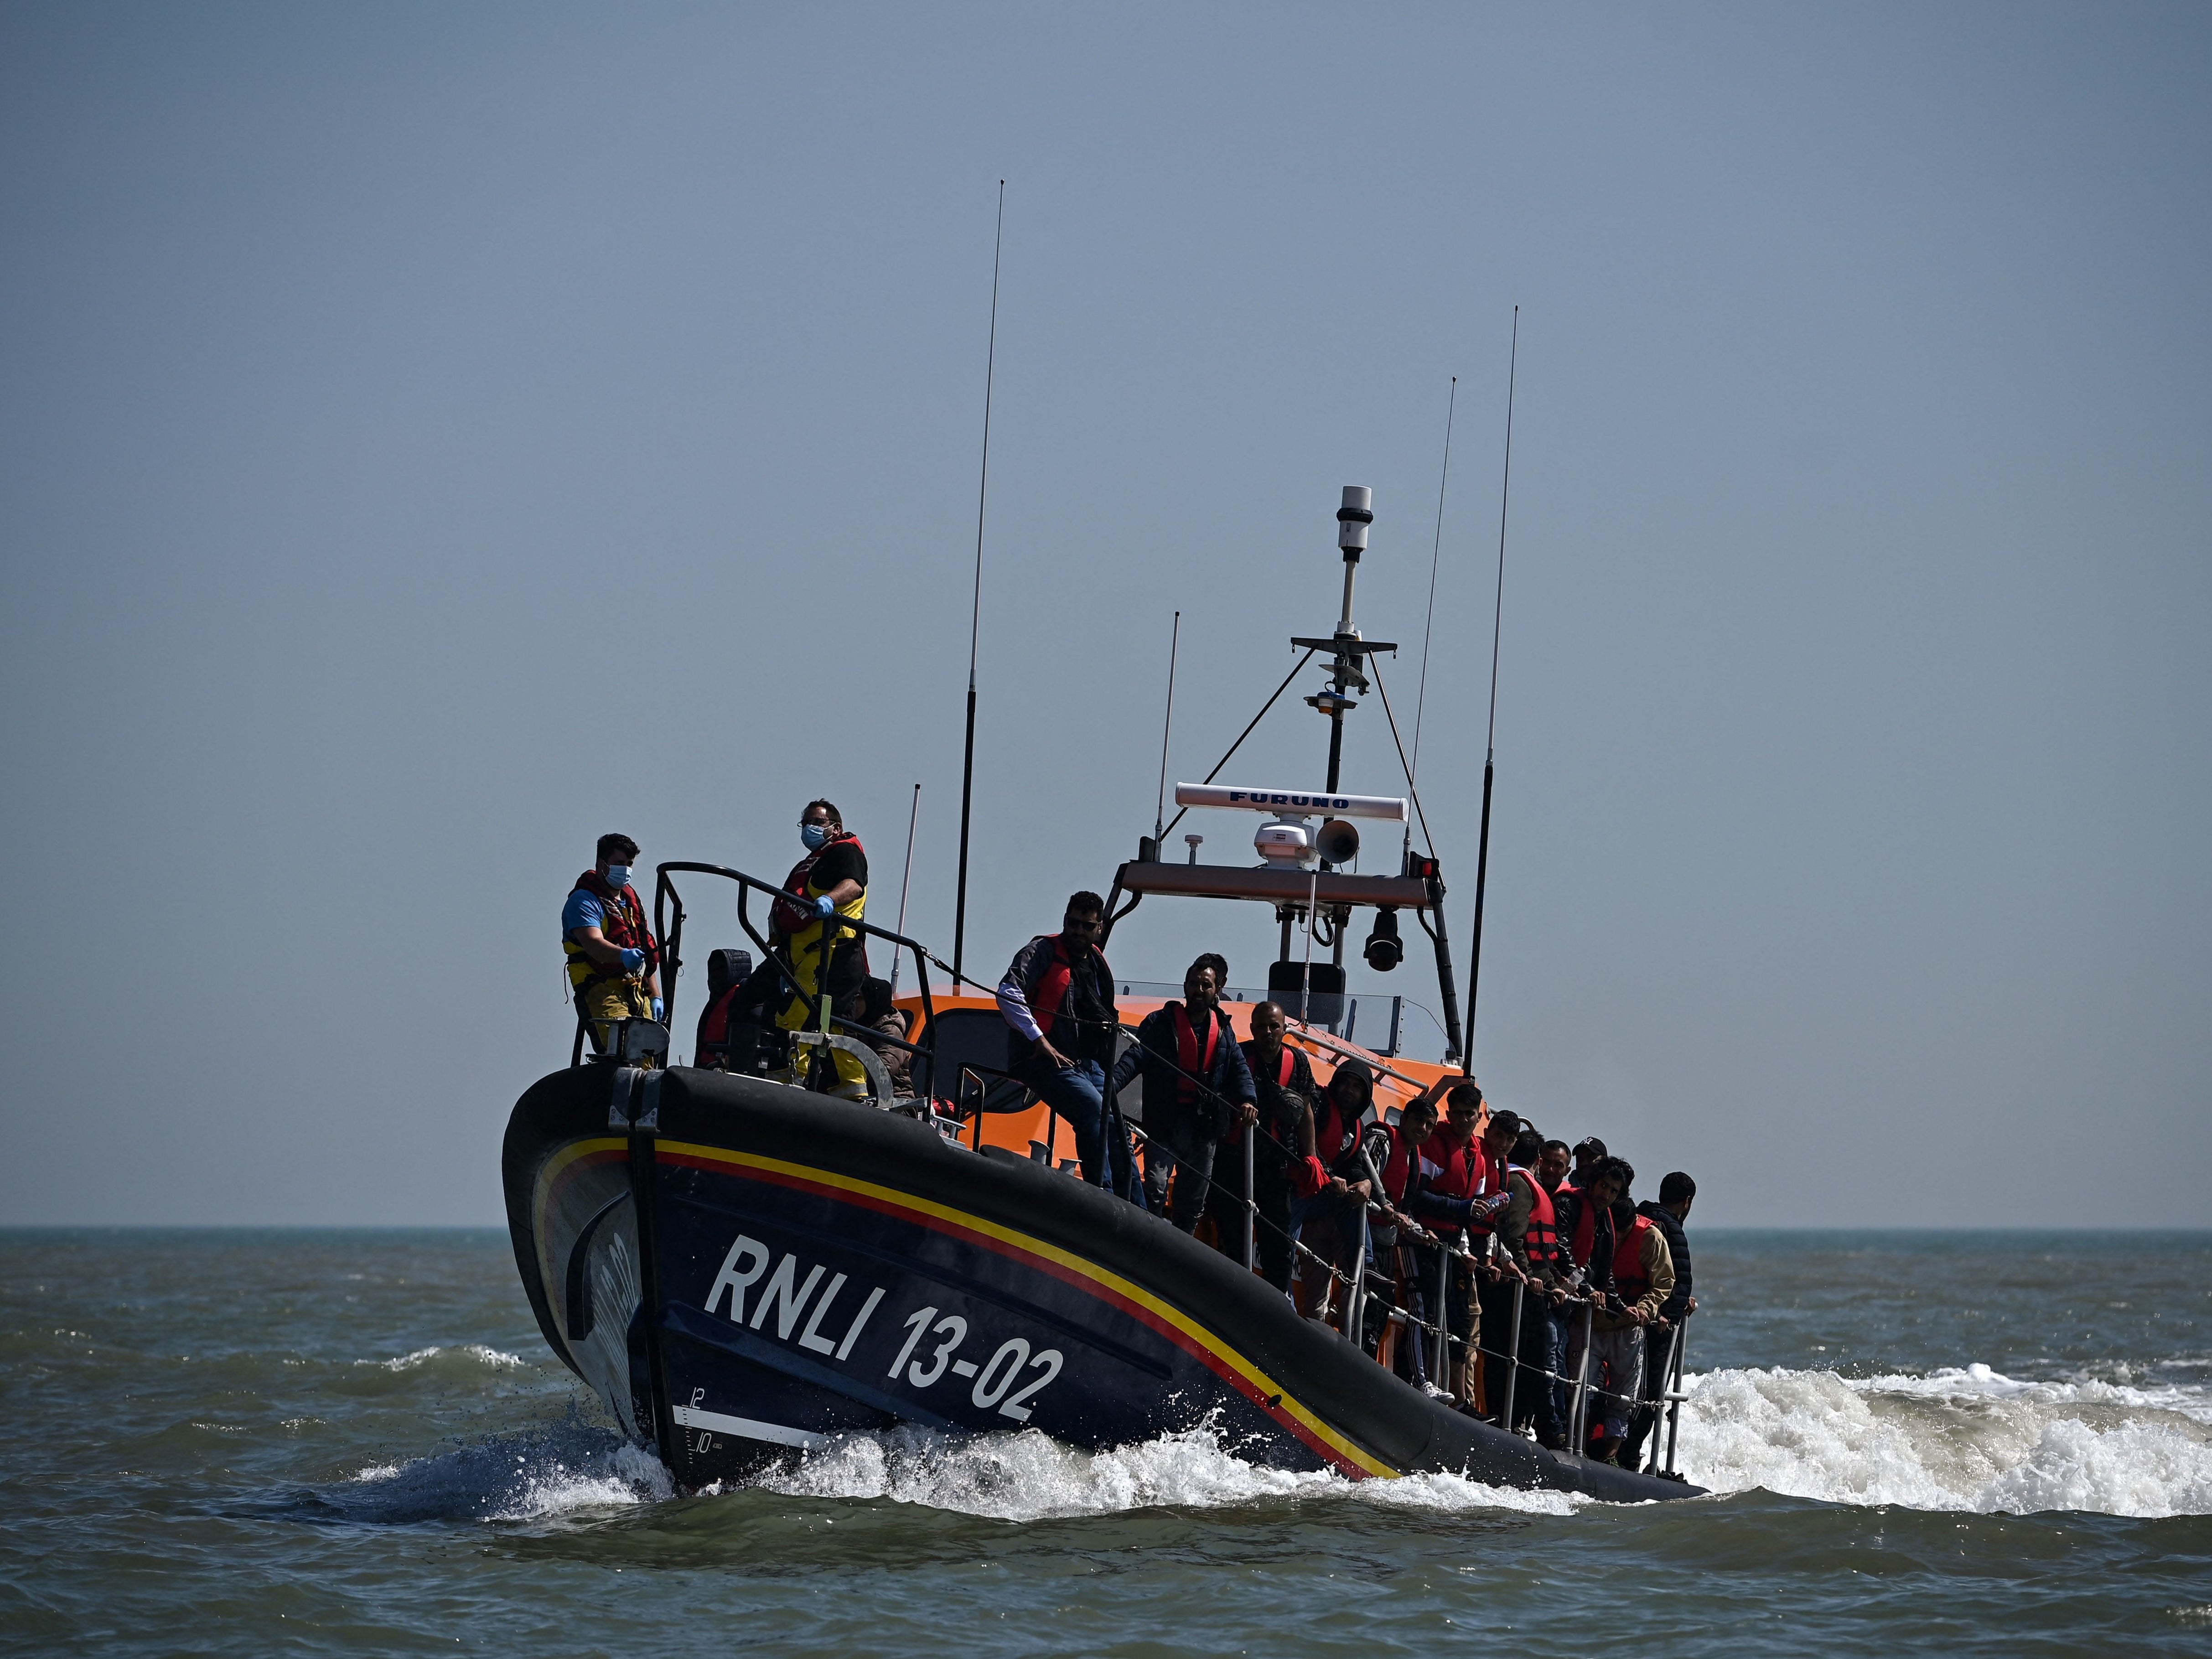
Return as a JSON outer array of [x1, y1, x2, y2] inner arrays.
[[800, 824, 829, 851], [604, 864, 632, 889]]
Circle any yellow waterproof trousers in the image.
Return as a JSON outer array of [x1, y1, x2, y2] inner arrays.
[[580, 978, 653, 1058]]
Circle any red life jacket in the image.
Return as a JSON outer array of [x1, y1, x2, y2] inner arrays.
[[1461, 1142, 1503, 1238], [1611, 1213, 1653, 1303], [1520, 1171, 1560, 1269], [1170, 1005, 1220, 1103], [770, 832, 864, 938], [1030, 933, 1102, 1042], [1381, 1126, 1424, 1204], [567, 871, 658, 986], [1313, 1090, 1362, 1164], [1570, 1192, 1600, 1268]]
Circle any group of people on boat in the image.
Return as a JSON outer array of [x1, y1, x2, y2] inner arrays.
[[994, 887, 1699, 1467], [561, 821, 1699, 1467]]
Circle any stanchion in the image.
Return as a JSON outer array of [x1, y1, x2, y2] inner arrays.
[[1347, 1208, 1370, 1351], [1568, 1301, 1595, 1451], [1243, 1123, 1256, 1272], [1497, 1278, 1525, 1430], [1429, 1239, 1451, 1389], [1663, 1310, 1692, 1476], [1642, 1322, 1681, 1475]]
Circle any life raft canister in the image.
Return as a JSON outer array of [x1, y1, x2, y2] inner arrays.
[[563, 870, 658, 991]]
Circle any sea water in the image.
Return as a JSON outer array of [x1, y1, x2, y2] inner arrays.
[[1, 1229, 2207, 1655]]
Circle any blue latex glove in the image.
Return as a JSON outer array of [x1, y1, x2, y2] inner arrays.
[[651, 997, 665, 1022], [812, 895, 836, 918], [618, 947, 646, 974]]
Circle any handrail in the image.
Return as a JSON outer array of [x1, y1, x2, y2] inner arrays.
[[652, 860, 939, 1094]]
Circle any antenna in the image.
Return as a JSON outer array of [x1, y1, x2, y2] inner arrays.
[[1463, 307, 1518, 1073], [1406, 376, 1457, 861], [1152, 612, 1181, 853], [952, 180, 1004, 986], [888, 783, 921, 995]]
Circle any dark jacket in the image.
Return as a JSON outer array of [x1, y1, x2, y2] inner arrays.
[[1238, 1039, 1325, 1194], [1110, 1002, 1256, 1141], [1555, 1186, 1619, 1299], [1638, 1199, 1693, 1323], [998, 933, 1118, 1070]]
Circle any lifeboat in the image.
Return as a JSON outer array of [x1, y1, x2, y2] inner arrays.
[[503, 486, 1701, 1502]]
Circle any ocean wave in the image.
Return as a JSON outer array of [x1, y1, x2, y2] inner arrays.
[[764, 1423, 1582, 1522], [358, 1344, 527, 1374], [306, 1420, 672, 1524], [1677, 1363, 2212, 1517]]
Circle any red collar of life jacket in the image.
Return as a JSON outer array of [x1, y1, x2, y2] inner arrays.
[[1170, 1004, 1221, 1101], [575, 871, 655, 964]]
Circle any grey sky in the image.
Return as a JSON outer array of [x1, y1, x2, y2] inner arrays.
[[2, 4, 2205, 1227]]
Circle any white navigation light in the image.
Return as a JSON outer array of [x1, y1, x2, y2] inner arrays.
[[1337, 485, 1373, 555], [1174, 783, 1407, 822]]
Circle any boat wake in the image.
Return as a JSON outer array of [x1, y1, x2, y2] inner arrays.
[[1677, 1363, 2212, 1517], [309, 1361, 2212, 1526]]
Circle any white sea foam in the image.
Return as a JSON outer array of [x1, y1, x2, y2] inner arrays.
[[327, 1423, 671, 1523], [765, 1423, 1582, 1521], [1676, 1363, 2212, 1517], [360, 1344, 526, 1373]]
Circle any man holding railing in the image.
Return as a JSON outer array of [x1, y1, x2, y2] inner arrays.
[[1108, 957, 1256, 1232], [998, 893, 1133, 1196]]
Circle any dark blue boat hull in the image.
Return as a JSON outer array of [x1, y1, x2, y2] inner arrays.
[[503, 1063, 1700, 1501]]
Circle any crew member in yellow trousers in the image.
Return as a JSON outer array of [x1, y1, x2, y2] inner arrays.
[[770, 799, 871, 1097], [562, 833, 661, 1055]]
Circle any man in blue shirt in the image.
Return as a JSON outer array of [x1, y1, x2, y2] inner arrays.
[[563, 833, 661, 1054]]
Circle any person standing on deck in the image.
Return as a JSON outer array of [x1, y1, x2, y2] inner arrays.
[[1109, 958, 1255, 1232], [563, 833, 662, 1055], [771, 800, 871, 1097], [1622, 1171, 1698, 1469], [1207, 1001, 1327, 1291], [1489, 1127, 1570, 1448], [998, 893, 1133, 1196]]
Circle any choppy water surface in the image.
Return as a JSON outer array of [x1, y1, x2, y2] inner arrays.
[[2, 1230, 2207, 1655]]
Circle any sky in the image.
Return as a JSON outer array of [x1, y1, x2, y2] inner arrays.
[[1, 3, 2206, 1228]]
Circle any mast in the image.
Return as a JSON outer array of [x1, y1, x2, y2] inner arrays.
[[1463, 306, 1518, 1070], [952, 181, 1004, 986]]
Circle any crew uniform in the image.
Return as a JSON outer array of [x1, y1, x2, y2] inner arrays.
[[772, 830, 871, 1095], [563, 870, 659, 1053], [999, 931, 1131, 1195]]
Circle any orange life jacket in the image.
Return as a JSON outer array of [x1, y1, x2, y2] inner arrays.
[[1170, 1005, 1221, 1103]]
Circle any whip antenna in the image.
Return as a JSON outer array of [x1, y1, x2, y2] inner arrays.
[[889, 783, 921, 995], [1405, 374, 1458, 861], [1463, 307, 1517, 1073], [953, 180, 1004, 986], [1152, 612, 1181, 854]]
